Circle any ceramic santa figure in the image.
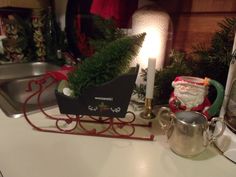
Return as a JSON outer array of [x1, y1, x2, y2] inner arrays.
[[169, 76, 212, 118]]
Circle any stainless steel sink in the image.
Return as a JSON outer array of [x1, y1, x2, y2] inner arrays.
[[0, 62, 60, 118]]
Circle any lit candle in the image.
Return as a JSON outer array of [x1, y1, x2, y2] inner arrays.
[[146, 58, 156, 99]]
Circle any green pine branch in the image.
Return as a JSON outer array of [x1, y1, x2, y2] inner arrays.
[[135, 50, 192, 104], [194, 17, 236, 65], [89, 16, 125, 52], [192, 17, 236, 86]]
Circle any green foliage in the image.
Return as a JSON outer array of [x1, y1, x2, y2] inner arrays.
[[89, 16, 125, 52], [135, 17, 236, 105], [153, 51, 192, 104], [68, 33, 146, 96], [135, 50, 192, 104], [192, 17, 236, 86]]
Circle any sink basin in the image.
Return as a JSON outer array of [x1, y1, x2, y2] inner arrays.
[[1, 77, 56, 105], [0, 62, 60, 118], [0, 62, 59, 83]]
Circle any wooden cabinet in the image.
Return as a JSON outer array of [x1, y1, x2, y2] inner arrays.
[[0, 0, 49, 9]]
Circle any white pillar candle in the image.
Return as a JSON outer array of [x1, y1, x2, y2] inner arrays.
[[146, 58, 156, 99]]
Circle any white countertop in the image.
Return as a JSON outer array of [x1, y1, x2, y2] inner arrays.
[[0, 107, 235, 177]]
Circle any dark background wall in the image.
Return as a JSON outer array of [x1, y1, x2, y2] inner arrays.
[[156, 0, 236, 53]]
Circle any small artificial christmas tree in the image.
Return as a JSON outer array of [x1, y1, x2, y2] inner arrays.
[[68, 33, 146, 97]]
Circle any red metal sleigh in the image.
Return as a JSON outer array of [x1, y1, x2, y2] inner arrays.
[[23, 66, 154, 141]]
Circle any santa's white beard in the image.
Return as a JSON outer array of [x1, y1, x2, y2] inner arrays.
[[174, 85, 207, 109]]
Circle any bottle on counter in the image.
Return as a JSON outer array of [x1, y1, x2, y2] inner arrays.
[[44, 6, 66, 65]]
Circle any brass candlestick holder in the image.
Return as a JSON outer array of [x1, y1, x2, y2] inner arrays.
[[140, 98, 155, 119]]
